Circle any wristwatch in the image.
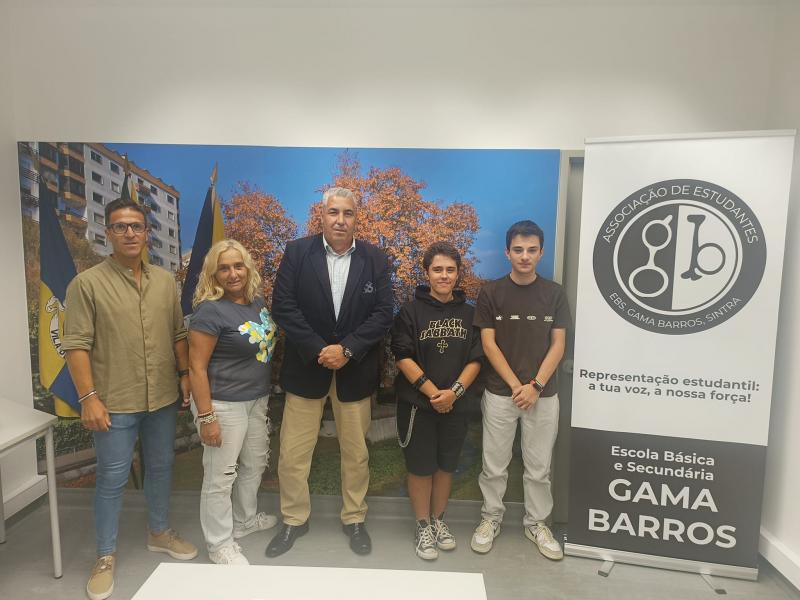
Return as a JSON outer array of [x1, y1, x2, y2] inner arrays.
[[342, 346, 353, 359], [530, 378, 544, 393]]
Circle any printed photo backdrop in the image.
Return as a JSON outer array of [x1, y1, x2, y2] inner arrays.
[[18, 141, 561, 501]]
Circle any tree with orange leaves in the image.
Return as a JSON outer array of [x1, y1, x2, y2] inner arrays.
[[305, 153, 483, 306], [223, 182, 297, 302]]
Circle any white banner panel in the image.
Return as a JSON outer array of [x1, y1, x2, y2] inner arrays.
[[572, 132, 794, 446], [567, 131, 795, 577]]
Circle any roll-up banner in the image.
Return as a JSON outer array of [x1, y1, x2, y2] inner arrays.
[[566, 131, 796, 580]]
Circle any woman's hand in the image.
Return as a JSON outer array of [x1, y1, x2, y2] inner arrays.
[[200, 420, 222, 447]]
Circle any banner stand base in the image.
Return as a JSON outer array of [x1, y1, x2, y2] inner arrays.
[[597, 560, 615, 577], [700, 573, 727, 595], [565, 543, 758, 582]]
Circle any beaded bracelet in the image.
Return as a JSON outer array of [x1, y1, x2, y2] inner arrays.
[[196, 412, 217, 425]]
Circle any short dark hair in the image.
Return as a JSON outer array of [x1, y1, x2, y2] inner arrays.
[[105, 197, 146, 224], [506, 220, 544, 249], [422, 241, 462, 272]]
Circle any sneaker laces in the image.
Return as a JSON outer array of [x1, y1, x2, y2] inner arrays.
[[475, 519, 496, 538], [217, 545, 242, 562], [534, 524, 556, 545], [92, 556, 113, 575], [433, 518, 454, 540], [253, 513, 271, 529], [416, 524, 436, 549]]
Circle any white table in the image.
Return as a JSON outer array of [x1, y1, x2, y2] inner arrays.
[[0, 397, 62, 578], [134, 563, 487, 600]]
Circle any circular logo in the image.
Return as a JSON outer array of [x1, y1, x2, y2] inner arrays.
[[593, 179, 766, 334]]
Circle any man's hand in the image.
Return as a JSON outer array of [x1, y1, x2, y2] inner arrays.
[[318, 345, 349, 370], [511, 383, 539, 410], [179, 375, 191, 408], [199, 420, 222, 447], [430, 389, 456, 413], [81, 395, 111, 431]]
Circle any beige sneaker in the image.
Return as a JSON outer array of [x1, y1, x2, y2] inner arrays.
[[86, 555, 115, 600], [147, 528, 198, 560], [525, 522, 564, 561]]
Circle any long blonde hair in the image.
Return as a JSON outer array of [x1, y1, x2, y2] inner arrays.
[[192, 239, 262, 307]]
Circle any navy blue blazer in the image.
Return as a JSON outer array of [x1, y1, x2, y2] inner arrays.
[[271, 234, 394, 402]]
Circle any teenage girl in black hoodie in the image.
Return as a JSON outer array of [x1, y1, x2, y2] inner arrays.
[[391, 241, 483, 560]]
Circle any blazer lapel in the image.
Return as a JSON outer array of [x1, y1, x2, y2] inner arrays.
[[310, 237, 336, 318], [337, 243, 365, 325]]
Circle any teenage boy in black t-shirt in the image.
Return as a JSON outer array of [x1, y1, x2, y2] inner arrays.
[[470, 220, 571, 561]]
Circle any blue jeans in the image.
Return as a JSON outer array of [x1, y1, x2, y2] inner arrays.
[[93, 402, 178, 556]]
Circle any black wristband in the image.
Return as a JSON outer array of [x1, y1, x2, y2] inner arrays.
[[178, 369, 189, 378], [413, 375, 428, 391], [531, 378, 544, 393]]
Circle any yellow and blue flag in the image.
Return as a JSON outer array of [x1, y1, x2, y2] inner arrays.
[[38, 176, 80, 417], [121, 159, 150, 264], [180, 164, 225, 315]]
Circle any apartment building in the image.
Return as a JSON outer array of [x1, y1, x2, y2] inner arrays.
[[18, 141, 182, 272]]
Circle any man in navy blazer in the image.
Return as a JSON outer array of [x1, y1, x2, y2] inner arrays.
[[266, 187, 393, 557]]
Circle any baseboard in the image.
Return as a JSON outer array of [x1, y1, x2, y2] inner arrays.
[[760, 526, 800, 591], [1, 474, 47, 519]]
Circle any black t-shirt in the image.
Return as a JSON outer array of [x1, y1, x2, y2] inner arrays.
[[391, 287, 483, 412], [189, 298, 276, 402], [474, 275, 571, 397]]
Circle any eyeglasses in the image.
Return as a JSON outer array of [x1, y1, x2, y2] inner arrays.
[[108, 221, 147, 235]]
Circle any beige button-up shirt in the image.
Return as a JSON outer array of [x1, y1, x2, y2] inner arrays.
[[63, 257, 187, 413]]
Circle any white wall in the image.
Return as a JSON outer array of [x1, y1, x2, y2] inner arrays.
[[761, 0, 800, 590], [0, 0, 48, 518], [1, 0, 797, 585]]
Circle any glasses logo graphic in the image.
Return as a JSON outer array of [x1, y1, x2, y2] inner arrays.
[[594, 179, 766, 335]]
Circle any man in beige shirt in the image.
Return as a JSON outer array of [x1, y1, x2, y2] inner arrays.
[[63, 197, 197, 600]]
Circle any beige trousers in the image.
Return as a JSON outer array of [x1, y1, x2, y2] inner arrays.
[[278, 374, 371, 525]]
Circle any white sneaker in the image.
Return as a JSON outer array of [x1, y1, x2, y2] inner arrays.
[[209, 542, 250, 565], [525, 522, 563, 561], [470, 518, 501, 554], [233, 512, 278, 539], [415, 522, 438, 561]]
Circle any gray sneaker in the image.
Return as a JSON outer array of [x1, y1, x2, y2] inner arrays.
[[431, 515, 456, 551], [415, 522, 438, 561], [470, 518, 501, 554]]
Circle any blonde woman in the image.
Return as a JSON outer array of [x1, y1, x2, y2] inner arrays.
[[189, 239, 278, 565]]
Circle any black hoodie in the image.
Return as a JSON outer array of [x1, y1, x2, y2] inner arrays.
[[390, 286, 483, 412]]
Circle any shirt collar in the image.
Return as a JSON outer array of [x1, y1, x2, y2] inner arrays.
[[105, 255, 150, 277], [322, 235, 356, 257]]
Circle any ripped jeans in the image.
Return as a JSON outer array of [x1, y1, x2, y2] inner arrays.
[[195, 396, 269, 553]]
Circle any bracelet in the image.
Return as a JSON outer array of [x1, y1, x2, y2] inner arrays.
[[531, 378, 544, 393], [196, 411, 217, 425], [412, 374, 428, 391], [78, 390, 98, 403], [177, 369, 189, 377], [450, 381, 465, 399]]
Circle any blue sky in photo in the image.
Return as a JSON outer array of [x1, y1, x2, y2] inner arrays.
[[107, 144, 561, 280]]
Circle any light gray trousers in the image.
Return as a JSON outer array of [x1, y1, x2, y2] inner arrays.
[[478, 389, 559, 527]]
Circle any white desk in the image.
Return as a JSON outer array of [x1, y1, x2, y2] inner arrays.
[[0, 397, 62, 578], [134, 563, 487, 600]]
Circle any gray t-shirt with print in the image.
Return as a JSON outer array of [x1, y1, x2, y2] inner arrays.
[[190, 298, 277, 402]]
